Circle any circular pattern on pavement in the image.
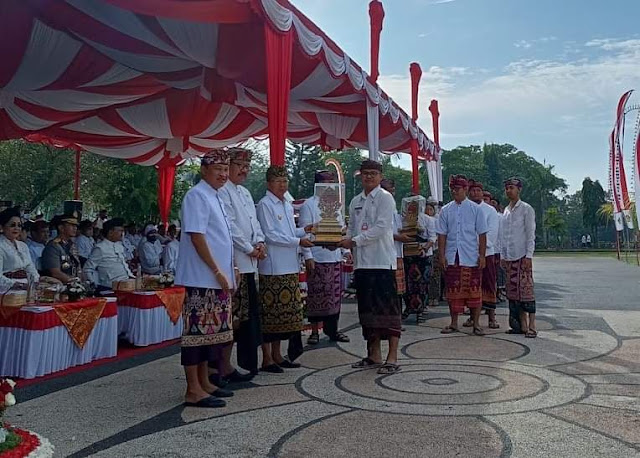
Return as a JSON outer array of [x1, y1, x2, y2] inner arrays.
[[379, 369, 504, 395], [300, 358, 587, 416]]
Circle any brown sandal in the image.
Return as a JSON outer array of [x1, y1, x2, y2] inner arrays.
[[441, 326, 459, 334]]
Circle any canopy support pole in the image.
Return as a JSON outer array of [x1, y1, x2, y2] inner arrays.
[[157, 164, 176, 229], [264, 24, 293, 166], [410, 62, 422, 195], [429, 99, 442, 201], [74, 150, 81, 200]]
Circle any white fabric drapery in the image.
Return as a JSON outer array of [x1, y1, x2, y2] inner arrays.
[[0, 315, 117, 379], [117, 304, 182, 347]]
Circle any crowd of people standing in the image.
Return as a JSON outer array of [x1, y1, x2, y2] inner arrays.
[[174, 148, 538, 408]]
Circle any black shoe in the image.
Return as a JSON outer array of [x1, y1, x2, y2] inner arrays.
[[208, 374, 229, 388], [223, 369, 255, 383], [184, 396, 226, 408], [260, 364, 284, 374], [211, 388, 234, 398], [279, 359, 301, 369]]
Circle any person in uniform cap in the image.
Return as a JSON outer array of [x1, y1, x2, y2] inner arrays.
[[84, 218, 133, 290], [501, 177, 537, 337], [175, 148, 237, 408], [26, 219, 49, 273], [256, 165, 314, 373], [138, 224, 163, 274], [218, 147, 266, 379], [436, 175, 488, 336], [464, 180, 501, 329], [299, 170, 350, 345], [41, 213, 81, 283], [339, 160, 402, 374]]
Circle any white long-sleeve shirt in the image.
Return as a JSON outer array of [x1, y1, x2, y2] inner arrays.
[[478, 201, 500, 257], [298, 196, 343, 264], [0, 235, 39, 292], [162, 239, 179, 274], [84, 239, 133, 288], [436, 198, 488, 267], [418, 213, 438, 257], [257, 191, 307, 276], [138, 239, 163, 274], [218, 181, 265, 274], [347, 186, 396, 271], [501, 199, 536, 261]]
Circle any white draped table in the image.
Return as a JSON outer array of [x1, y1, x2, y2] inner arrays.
[[115, 288, 184, 347], [0, 298, 118, 379]]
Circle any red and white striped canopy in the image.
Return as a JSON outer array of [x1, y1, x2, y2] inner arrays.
[[0, 0, 438, 166]]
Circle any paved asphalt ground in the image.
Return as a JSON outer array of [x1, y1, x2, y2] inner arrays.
[[7, 256, 640, 457]]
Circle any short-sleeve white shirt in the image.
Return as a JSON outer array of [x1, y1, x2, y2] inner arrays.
[[175, 180, 235, 289], [436, 198, 488, 267]]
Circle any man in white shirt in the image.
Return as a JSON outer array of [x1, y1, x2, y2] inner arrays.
[[75, 220, 95, 267], [299, 170, 350, 345], [465, 181, 501, 329], [501, 177, 537, 337], [125, 224, 142, 253], [257, 165, 314, 373], [84, 218, 133, 290], [26, 220, 49, 273], [436, 175, 488, 336], [339, 160, 401, 375], [218, 147, 266, 379], [138, 225, 163, 274], [161, 224, 180, 274], [175, 149, 237, 408]]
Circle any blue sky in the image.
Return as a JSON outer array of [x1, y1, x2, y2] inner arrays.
[[292, 0, 640, 193]]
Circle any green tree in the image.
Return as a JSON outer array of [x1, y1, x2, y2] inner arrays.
[[581, 178, 607, 242], [543, 207, 567, 248], [0, 140, 75, 213]]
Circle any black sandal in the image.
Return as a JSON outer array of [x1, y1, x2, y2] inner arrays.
[[352, 358, 382, 368], [330, 332, 350, 343], [525, 330, 537, 338], [377, 363, 401, 375], [307, 333, 320, 345]]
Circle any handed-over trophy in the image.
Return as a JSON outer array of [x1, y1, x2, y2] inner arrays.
[[313, 182, 345, 246], [401, 195, 426, 256]]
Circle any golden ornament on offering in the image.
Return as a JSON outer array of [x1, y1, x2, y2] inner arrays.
[[313, 183, 345, 247], [401, 196, 426, 257]]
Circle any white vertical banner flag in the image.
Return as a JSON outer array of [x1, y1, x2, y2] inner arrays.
[[366, 99, 380, 161]]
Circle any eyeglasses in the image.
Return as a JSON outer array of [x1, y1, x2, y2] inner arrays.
[[231, 161, 251, 171], [7, 222, 23, 229], [361, 171, 381, 177]]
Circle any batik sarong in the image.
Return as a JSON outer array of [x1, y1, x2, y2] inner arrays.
[[481, 254, 497, 310], [233, 273, 262, 373], [181, 286, 234, 366], [354, 269, 402, 340], [394, 258, 406, 295], [404, 255, 431, 313], [260, 273, 304, 343], [307, 262, 342, 337], [428, 253, 442, 306], [445, 262, 482, 315], [505, 257, 536, 332], [496, 254, 506, 290]]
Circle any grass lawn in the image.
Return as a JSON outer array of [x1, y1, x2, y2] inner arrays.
[[535, 250, 640, 266]]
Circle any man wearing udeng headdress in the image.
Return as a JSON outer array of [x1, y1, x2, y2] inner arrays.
[[436, 175, 488, 336], [256, 165, 314, 373]]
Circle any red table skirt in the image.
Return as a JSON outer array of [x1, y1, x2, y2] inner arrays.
[[0, 300, 117, 330], [116, 287, 185, 310]]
